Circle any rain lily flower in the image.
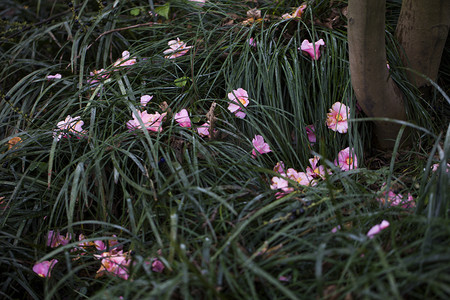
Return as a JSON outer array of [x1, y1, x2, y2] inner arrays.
[[273, 161, 285, 174], [305, 124, 316, 144], [54, 115, 86, 141], [326, 102, 349, 133], [33, 259, 58, 278], [47, 231, 72, 248], [47, 74, 62, 80], [335, 147, 357, 171], [151, 259, 165, 273], [377, 184, 416, 209], [174, 109, 192, 128], [113, 51, 137, 68], [248, 37, 257, 47], [164, 38, 192, 59], [127, 111, 167, 132], [306, 156, 330, 179], [367, 220, 390, 239], [431, 162, 450, 172], [227, 88, 249, 118], [87, 68, 110, 89], [140, 95, 153, 106], [299, 39, 325, 60], [270, 176, 292, 193], [287, 168, 313, 186], [252, 135, 271, 157], [331, 225, 341, 233], [197, 122, 216, 137]]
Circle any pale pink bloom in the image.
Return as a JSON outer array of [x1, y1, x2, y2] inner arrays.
[[47, 74, 62, 80], [248, 37, 256, 47], [54, 115, 85, 141], [174, 109, 192, 128], [335, 147, 357, 171], [367, 220, 390, 239], [95, 250, 131, 280], [278, 275, 291, 282], [431, 162, 450, 172], [331, 225, 341, 233], [270, 176, 292, 193], [306, 156, 329, 179], [286, 168, 313, 186], [377, 185, 416, 209], [305, 124, 316, 144], [299, 39, 325, 60], [273, 161, 285, 174], [127, 111, 167, 132], [197, 122, 210, 137], [113, 51, 137, 68], [33, 259, 58, 278], [228, 88, 249, 118], [189, 0, 205, 6], [151, 259, 165, 273], [140, 95, 153, 106], [252, 135, 271, 157], [326, 102, 349, 133], [164, 38, 192, 59], [47, 231, 72, 248], [87, 69, 110, 88]]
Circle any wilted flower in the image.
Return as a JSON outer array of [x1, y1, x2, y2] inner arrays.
[[113, 51, 137, 68], [33, 259, 58, 278], [326, 102, 349, 133], [367, 220, 390, 239], [127, 111, 167, 132], [305, 124, 316, 144], [140, 95, 153, 106], [47, 231, 72, 248], [54, 115, 86, 141], [282, 4, 307, 19], [227, 88, 249, 118], [377, 184, 416, 209], [95, 250, 131, 280], [252, 135, 271, 157], [164, 38, 192, 59], [174, 109, 192, 128], [299, 39, 325, 60], [335, 147, 357, 171], [47, 74, 62, 80], [7, 136, 22, 150]]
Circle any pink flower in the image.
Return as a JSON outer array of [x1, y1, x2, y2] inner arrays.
[[151, 259, 165, 273], [33, 259, 58, 278], [47, 74, 62, 80], [306, 156, 330, 179], [248, 37, 256, 47], [54, 115, 85, 141], [366, 220, 390, 239], [305, 124, 316, 144], [140, 95, 153, 106], [335, 147, 357, 171], [331, 225, 341, 233], [95, 250, 131, 280], [288, 169, 313, 186], [299, 39, 325, 60], [197, 122, 210, 137], [47, 231, 72, 248], [273, 161, 285, 174], [326, 102, 349, 133], [252, 135, 271, 157], [431, 162, 450, 172], [113, 51, 137, 68], [377, 184, 416, 209], [270, 176, 290, 192], [174, 109, 192, 128], [227, 88, 249, 118], [127, 111, 167, 132], [164, 38, 192, 59]]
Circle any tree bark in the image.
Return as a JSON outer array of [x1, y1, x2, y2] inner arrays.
[[395, 0, 450, 88], [348, 0, 407, 149]]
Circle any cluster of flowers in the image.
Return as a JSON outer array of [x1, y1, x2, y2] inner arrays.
[[270, 148, 357, 198], [33, 231, 164, 280]]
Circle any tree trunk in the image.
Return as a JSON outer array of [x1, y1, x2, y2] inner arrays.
[[348, 0, 407, 150], [395, 0, 450, 88]]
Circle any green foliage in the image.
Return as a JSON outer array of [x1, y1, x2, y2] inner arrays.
[[0, 0, 449, 299]]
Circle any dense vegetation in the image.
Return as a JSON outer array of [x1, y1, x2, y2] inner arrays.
[[0, 0, 449, 299]]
